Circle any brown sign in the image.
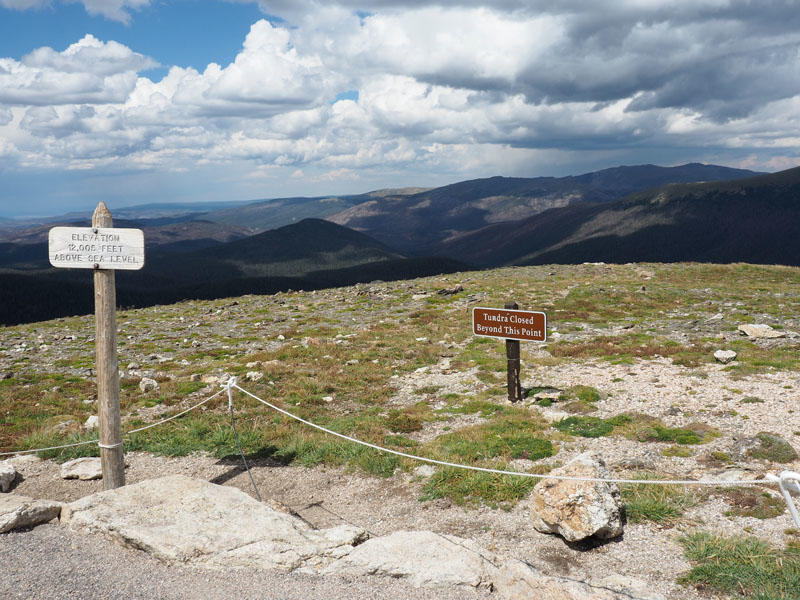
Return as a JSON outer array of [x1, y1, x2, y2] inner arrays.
[[472, 307, 547, 342]]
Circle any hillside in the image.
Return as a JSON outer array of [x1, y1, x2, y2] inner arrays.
[[438, 166, 800, 267], [326, 163, 761, 253], [0, 218, 466, 325], [2, 262, 800, 600]]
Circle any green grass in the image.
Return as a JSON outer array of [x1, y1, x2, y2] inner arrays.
[[622, 472, 698, 523], [553, 414, 633, 438], [679, 532, 800, 599], [419, 465, 540, 507]]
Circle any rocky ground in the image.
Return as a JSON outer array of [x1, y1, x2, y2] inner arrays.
[[2, 262, 800, 599]]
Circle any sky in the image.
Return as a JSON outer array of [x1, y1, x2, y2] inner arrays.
[[0, 1, 799, 218]]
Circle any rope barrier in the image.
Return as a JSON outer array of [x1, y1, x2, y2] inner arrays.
[[229, 381, 800, 530], [231, 382, 773, 486], [3, 375, 800, 530], [0, 387, 224, 457]]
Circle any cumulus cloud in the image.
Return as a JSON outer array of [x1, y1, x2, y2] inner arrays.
[[1, 1, 799, 192], [0, 35, 155, 105]]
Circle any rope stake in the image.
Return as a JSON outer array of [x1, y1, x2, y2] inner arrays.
[[224, 377, 262, 502]]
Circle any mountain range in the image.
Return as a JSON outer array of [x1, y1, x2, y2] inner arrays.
[[2, 161, 797, 326]]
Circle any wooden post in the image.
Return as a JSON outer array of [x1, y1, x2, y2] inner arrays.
[[505, 301, 522, 403], [93, 202, 125, 489]]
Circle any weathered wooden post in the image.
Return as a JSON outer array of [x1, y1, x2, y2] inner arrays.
[[48, 202, 145, 489], [472, 303, 547, 403], [92, 203, 125, 489], [505, 301, 522, 403]]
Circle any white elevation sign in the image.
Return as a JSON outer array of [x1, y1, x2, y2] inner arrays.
[[49, 226, 145, 270]]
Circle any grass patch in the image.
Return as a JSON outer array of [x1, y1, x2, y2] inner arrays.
[[622, 472, 698, 524], [553, 414, 632, 438], [719, 488, 785, 520], [749, 433, 798, 463], [679, 532, 800, 599], [419, 465, 540, 507]]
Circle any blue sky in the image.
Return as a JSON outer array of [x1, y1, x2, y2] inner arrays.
[[1, 0, 799, 218]]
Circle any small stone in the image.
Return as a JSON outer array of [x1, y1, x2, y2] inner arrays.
[[322, 396, 334, 403], [246, 361, 261, 369], [713, 349, 737, 364], [346, 359, 359, 365], [190, 374, 201, 382], [84, 415, 99, 430], [127, 362, 140, 370], [413, 465, 437, 478], [0, 461, 17, 492], [0, 371, 13, 380], [738, 324, 786, 339], [201, 374, 220, 384], [139, 377, 159, 393], [277, 334, 285, 341], [246, 371, 263, 382], [61, 457, 103, 480]]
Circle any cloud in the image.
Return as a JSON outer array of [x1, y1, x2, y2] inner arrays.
[[0, 35, 155, 105], [1, 0, 150, 23], [2, 2, 799, 196]]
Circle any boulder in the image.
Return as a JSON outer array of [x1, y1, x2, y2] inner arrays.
[[61, 475, 366, 571], [530, 452, 624, 542], [0, 460, 17, 492], [737, 324, 785, 339], [139, 377, 159, 393], [324, 530, 497, 589], [0, 495, 62, 533], [495, 560, 666, 600], [84, 415, 99, 430], [713, 349, 737, 364], [61, 457, 103, 480]]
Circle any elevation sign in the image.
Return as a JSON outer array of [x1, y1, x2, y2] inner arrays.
[[49, 226, 145, 270], [472, 306, 547, 342]]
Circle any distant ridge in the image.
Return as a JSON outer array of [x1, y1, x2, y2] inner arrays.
[[325, 163, 762, 253], [437, 166, 800, 267]]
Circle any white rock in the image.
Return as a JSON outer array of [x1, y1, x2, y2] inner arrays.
[[61, 475, 366, 571], [530, 452, 623, 542], [84, 415, 99, 430], [0, 495, 62, 533], [713, 349, 737, 364], [495, 560, 666, 600], [139, 377, 159, 393], [201, 374, 220, 384], [325, 530, 497, 589], [246, 371, 264, 382], [738, 324, 786, 339], [0, 460, 17, 492], [61, 457, 103, 480]]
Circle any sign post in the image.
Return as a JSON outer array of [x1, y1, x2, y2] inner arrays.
[[472, 303, 546, 403], [48, 202, 144, 489]]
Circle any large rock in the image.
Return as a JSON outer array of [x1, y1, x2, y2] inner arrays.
[[324, 530, 498, 589], [738, 324, 786, 339], [496, 559, 666, 600], [0, 495, 62, 533], [61, 457, 103, 480], [61, 475, 366, 570], [0, 460, 17, 492], [530, 452, 624, 542]]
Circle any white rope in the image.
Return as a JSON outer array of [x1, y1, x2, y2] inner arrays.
[[231, 383, 775, 487], [0, 387, 224, 457], [97, 441, 123, 450]]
